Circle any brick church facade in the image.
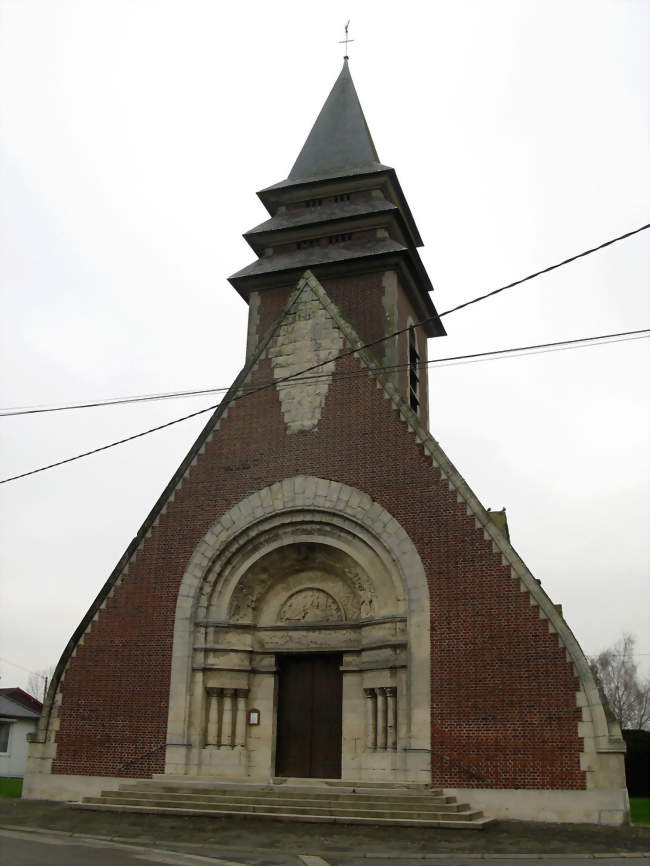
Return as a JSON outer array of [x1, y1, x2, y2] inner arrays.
[[25, 61, 627, 823]]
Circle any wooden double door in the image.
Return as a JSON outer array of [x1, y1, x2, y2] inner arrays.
[[275, 653, 342, 779]]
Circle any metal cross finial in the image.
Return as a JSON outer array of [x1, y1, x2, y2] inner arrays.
[[339, 20, 354, 59]]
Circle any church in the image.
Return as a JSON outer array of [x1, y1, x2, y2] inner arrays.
[[24, 60, 627, 824]]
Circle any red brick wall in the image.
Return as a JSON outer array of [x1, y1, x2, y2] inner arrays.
[[254, 282, 294, 341], [253, 272, 389, 354], [254, 270, 431, 423], [52, 296, 584, 788]]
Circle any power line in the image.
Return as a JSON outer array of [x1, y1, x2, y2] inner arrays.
[[3, 221, 649, 420], [423, 330, 649, 367], [1, 401, 226, 484], [1, 328, 647, 485], [255, 223, 650, 389], [2, 224, 648, 483], [436, 222, 650, 319], [2, 328, 648, 418], [0, 656, 47, 678], [0, 386, 230, 417]]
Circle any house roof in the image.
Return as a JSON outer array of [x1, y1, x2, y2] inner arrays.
[[0, 694, 41, 720], [0, 687, 43, 714]]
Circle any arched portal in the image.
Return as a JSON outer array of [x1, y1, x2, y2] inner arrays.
[[165, 477, 430, 782]]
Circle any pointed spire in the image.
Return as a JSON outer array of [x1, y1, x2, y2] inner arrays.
[[288, 60, 382, 181]]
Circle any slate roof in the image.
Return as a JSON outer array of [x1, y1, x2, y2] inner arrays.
[[288, 60, 384, 182], [229, 237, 407, 281], [229, 59, 441, 333], [258, 162, 394, 195], [0, 694, 40, 720], [244, 197, 397, 238]]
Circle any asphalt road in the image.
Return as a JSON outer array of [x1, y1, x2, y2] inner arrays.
[[2, 828, 650, 866], [2, 828, 279, 866]]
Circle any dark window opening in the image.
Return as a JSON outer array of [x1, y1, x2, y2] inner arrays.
[[328, 233, 352, 245], [305, 199, 322, 208], [408, 326, 420, 413], [0, 722, 10, 752], [334, 193, 351, 202], [296, 238, 321, 250]]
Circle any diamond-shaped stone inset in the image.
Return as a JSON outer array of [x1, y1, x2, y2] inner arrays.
[[268, 284, 344, 434]]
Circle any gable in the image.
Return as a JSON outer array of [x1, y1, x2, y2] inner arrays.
[[34, 269, 620, 789]]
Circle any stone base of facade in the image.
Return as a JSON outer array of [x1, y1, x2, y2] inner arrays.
[[23, 771, 629, 825], [446, 787, 629, 825], [22, 772, 132, 801]]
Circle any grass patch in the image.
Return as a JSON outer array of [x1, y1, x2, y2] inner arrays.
[[630, 797, 650, 823], [0, 777, 23, 797]]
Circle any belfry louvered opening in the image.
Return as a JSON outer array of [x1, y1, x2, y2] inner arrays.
[[408, 326, 420, 412]]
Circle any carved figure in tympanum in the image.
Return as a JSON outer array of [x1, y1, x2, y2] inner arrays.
[[278, 588, 343, 623]]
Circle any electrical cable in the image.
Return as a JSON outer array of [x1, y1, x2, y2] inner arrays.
[[2, 224, 649, 483], [3, 221, 648, 420], [436, 222, 650, 319], [0, 386, 230, 417], [2, 328, 648, 417], [1, 328, 647, 485], [0, 656, 47, 678]]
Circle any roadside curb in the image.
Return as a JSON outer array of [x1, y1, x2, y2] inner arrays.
[[2, 823, 650, 860]]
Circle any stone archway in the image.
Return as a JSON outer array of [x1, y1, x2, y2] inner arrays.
[[165, 477, 431, 783]]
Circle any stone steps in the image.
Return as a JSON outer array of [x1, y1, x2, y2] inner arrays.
[[103, 787, 460, 808], [74, 802, 493, 828], [81, 795, 479, 820], [151, 776, 441, 791], [73, 779, 494, 829]]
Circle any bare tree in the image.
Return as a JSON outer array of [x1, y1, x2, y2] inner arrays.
[[590, 634, 650, 730], [26, 666, 56, 703]]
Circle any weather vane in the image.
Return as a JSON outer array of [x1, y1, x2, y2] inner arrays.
[[339, 20, 354, 59]]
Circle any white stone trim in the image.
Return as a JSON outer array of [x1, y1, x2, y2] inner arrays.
[[446, 787, 629, 825], [267, 280, 345, 433], [166, 475, 431, 778], [22, 773, 144, 801]]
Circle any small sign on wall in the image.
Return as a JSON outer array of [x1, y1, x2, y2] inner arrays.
[[247, 708, 260, 726]]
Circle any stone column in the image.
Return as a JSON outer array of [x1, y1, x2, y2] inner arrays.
[[235, 689, 249, 748], [376, 687, 387, 750], [189, 670, 205, 747], [385, 687, 397, 751], [364, 688, 377, 750], [220, 689, 235, 747], [206, 690, 220, 746]]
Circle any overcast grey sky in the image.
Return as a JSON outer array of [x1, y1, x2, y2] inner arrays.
[[1, 0, 648, 694]]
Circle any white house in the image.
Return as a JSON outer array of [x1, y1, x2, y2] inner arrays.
[[0, 694, 41, 778]]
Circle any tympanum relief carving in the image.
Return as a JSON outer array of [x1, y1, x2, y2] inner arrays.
[[344, 567, 375, 617], [261, 628, 358, 650], [229, 583, 258, 621], [224, 543, 376, 624], [278, 588, 343, 623]]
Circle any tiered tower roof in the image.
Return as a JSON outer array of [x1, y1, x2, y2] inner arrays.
[[229, 60, 445, 337]]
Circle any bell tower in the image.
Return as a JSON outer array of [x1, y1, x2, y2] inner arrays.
[[229, 60, 445, 426]]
